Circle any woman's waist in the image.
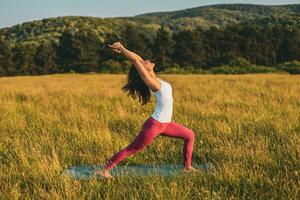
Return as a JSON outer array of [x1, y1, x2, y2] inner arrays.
[[149, 115, 172, 124]]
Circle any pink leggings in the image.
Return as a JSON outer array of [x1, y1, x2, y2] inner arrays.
[[103, 116, 195, 170]]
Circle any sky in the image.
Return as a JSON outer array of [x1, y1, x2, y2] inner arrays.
[[1, 0, 299, 28]]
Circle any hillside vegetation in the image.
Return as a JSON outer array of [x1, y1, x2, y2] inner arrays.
[[0, 4, 300, 76], [1, 4, 300, 43]]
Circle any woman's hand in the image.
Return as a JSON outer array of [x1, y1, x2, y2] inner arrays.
[[108, 42, 124, 54], [108, 41, 144, 62]]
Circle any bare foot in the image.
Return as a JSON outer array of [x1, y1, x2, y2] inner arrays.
[[182, 166, 201, 173], [94, 169, 113, 179]]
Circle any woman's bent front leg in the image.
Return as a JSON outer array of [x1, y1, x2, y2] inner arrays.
[[160, 122, 195, 169]]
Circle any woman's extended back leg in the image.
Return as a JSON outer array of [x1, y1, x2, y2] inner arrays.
[[103, 118, 163, 171]]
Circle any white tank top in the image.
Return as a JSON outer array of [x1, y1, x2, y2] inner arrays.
[[150, 78, 173, 123]]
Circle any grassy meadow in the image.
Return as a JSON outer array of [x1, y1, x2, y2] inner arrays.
[[0, 74, 299, 199]]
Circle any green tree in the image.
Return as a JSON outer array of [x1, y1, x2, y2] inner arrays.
[[35, 40, 58, 74], [286, 28, 300, 61], [57, 29, 102, 73], [172, 28, 206, 69], [56, 30, 80, 72], [74, 29, 102, 72], [13, 42, 38, 75], [151, 26, 174, 71], [122, 24, 152, 59], [0, 36, 15, 75]]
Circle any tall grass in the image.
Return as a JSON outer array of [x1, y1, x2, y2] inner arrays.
[[0, 74, 299, 199]]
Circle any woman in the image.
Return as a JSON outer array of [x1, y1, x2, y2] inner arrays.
[[95, 42, 199, 178]]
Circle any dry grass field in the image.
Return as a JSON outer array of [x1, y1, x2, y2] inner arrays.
[[0, 74, 299, 199]]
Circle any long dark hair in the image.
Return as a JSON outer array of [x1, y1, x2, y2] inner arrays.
[[122, 64, 151, 105]]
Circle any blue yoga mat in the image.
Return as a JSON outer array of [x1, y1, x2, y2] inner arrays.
[[62, 163, 215, 179]]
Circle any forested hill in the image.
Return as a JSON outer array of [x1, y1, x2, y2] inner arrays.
[[134, 3, 300, 26], [0, 3, 300, 76], [1, 3, 300, 43]]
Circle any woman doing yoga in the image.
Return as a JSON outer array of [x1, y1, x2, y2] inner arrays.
[[95, 42, 199, 178]]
